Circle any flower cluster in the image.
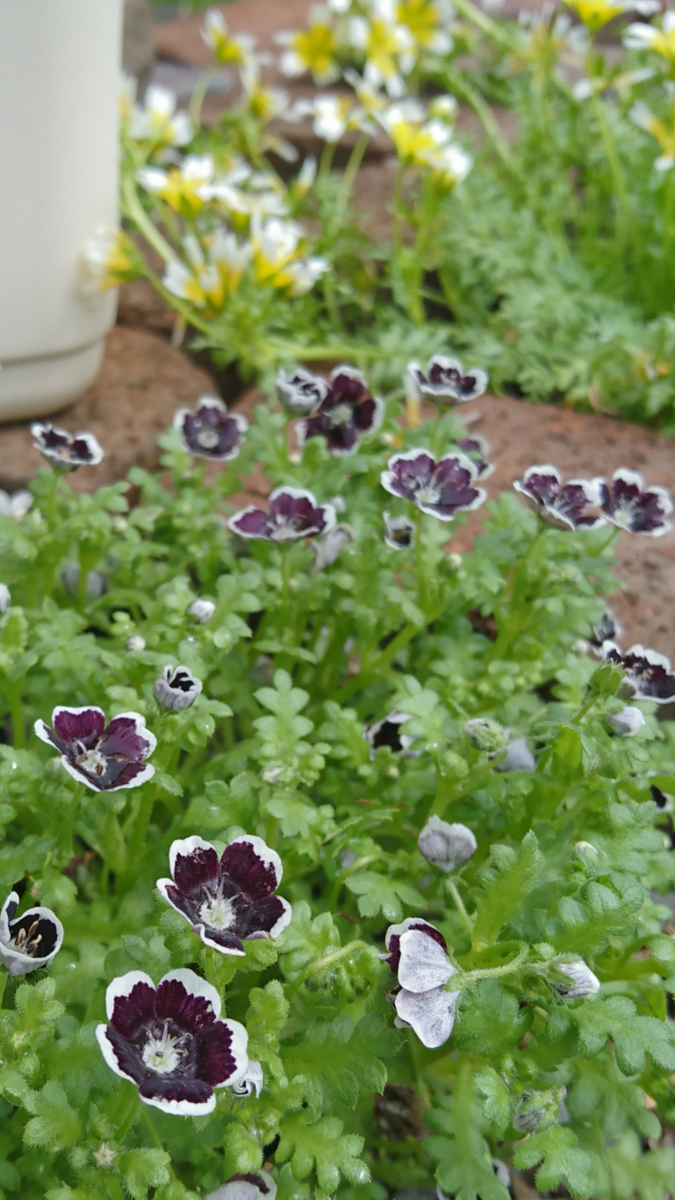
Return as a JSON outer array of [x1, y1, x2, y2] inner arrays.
[[514, 464, 673, 534]]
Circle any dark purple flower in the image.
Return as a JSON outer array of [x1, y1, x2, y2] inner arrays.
[[31, 422, 103, 470], [96, 968, 249, 1115], [384, 918, 459, 1048], [364, 711, 419, 758], [0, 891, 63, 976], [455, 435, 493, 481], [297, 365, 384, 457], [380, 449, 487, 522], [513, 465, 604, 531], [205, 1174, 277, 1200], [34, 706, 156, 791], [276, 366, 329, 415], [594, 468, 673, 537], [228, 486, 336, 542], [383, 511, 415, 550], [602, 642, 675, 704], [406, 356, 488, 405], [173, 396, 248, 461], [153, 665, 203, 712], [156, 835, 292, 956]]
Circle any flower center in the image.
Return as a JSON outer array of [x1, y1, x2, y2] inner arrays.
[[330, 402, 353, 425], [200, 894, 236, 929], [416, 483, 440, 506], [74, 746, 107, 777], [196, 426, 220, 450], [9, 919, 42, 957], [142, 1023, 185, 1075]]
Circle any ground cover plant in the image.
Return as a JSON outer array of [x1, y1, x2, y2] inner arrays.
[[2, 359, 675, 1198]]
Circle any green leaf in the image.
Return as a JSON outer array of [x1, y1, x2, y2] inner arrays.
[[473, 831, 544, 947], [23, 1080, 83, 1150], [345, 872, 424, 921], [474, 1067, 512, 1135], [247, 980, 290, 1079], [565, 995, 675, 1075], [276, 1111, 369, 1192], [426, 1065, 509, 1200], [119, 1148, 172, 1200], [282, 1013, 398, 1107], [513, 1125, 593, 1198], [224, 1120, 264, 1174], [607, 1130, 675, 1200]]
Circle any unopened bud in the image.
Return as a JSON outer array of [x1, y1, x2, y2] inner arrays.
[[153, 664, 202, 711], [496, 736, 535, 772], [188, 598, 215, 623], [574, 840, 599, 862], [464, 717, 507, 754], [418, 815, 477, 873], [126, 635, 146, 651], [554, 959, 600, 998], [607, 706, 645, 737], [0, 583, 10, 612]]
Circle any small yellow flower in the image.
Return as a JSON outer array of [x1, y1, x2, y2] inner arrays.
[[625, 10, 675, 61], [82, 228, 139, 295], [201, 9, 256, 65], [630, 100, 675, 169], [137, 155, 214, 218], [163, 232, 253, 311], [276, 6, 340, 84], [396, 0, 453, 54], [349, 1, 416, 96], [566, 0, 625, 32], [240, 61, 288, 124]]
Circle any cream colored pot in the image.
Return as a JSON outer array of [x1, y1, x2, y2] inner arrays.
[[0, 0, 122, 422]]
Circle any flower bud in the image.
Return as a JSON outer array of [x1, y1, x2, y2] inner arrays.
[[62, 564, 107, 598], [607, 706, 645, 737], [574, 840, 600, 862], [229, 1058, 264, 1098], [153, 665, 202, 711], [554, 958, 600, 998], [496, 736, 535, 773], [0, 583, 10, 612], [464, 717, 508, 754], [418, 816, 477, 873], [126, 635, 146, 652], [188, 598, 215, 623]]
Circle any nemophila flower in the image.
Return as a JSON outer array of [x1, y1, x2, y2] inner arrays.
[[127, 635, 146, 652], [138, 155, 214, 218], [230, 1059, 264, 1098], [607, 706, 645, 737], [513, 465, 604, 531], [298, 365, 384, 456], [418, 816, 477, 872], [82, 226, 138, 295], [495, 736, 536, 772], [276, 5, 341, 84], [602, 643, 675, 703], [384, 918, 459, 1048], [188, 598, 216, 623], [0, 891, 63, 976], [153, 666, 203, 712], [96, 968, 249, 1115], [202, 9, 256, 65], [630, 102, 675, 171], [591, 608, 622, 648], [0, 489, 32, 519], [251, 216, 328, 296], [0, 584, 10, 613], [594, 468, 673, 536], [205, 1173, 277, 1200], [173, 396, 248, 461], [625, 9, 675, 61], [381, 449, 487, 522], [31, 422, 104, 471], [364, 711, 419, 757], [311, 524, 354, 571], [383, 511, 416, 549], [229, 486, 336, 543], [406, 355, 488, 405], [349, 0, 416, 97], [129, 84, 193, 149], [569, 0, 658, 34], [650, 782, 674, 812], [553, 959, 600, 998], [276, 366, 329, 415], [164, 232, 253, 310], [455, 435, 494, 481], [34, 707, 156, 792], [156, 835, 292, 956]]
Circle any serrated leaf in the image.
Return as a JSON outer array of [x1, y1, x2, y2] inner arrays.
[[473, 831, 544, 947], [277, 1111, 369, 1192], [23, 1080, 82, 1150], [513, 1125, 593, 1198], [119, 1148, 172, 1200], [282, 1013, 398, 1107], [345, 871, 424, 921], [566, 995, 675, 1075]]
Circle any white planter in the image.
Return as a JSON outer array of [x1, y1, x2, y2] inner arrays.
[[0, 0, 122, 423]]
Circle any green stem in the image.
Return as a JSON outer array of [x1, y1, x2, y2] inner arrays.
[[447, 880, 474, 935], [286, 940, 367, 995], [189, 67, 215, 130], [140, 1104, 164, 1150], [463, 944, 529, 980], [335, 620, 425, 703], [591, 94, 634, 251], [442, 69, 513, 167], [7, 682, 25, 749], [121, 175, 178, 266], [450, 0, 514, 44], [414, 507, 429, 616], [0, 967, 8, 1009]]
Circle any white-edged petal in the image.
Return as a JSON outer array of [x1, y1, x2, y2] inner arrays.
[[227, 834, 283, 887], [105, 970, 155, 1020], [96, 1023, 139, 1083], [159, 967, 222, 1019], [397, 927, 456, 993], [168, 835, 216, 878], [395, 984, 459, 1048]]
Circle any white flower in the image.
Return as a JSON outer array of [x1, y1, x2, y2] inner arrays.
[[385, 919, 460, 1048], [554, 959, 600, 998], [607, 706, 646, 737], [130, 84, 193, 148], [286, 255, 330, 295], [0, 584, 10, 613], [418, 816, 477, 872], [188, 598, 216, 623], [276, 4, 341, 84], [349, 3, 417, 98], [153, 665, 203, 712], [205, 1173, 277, 1200], [202, 9, 256, 65], [0, 489, 33, 520], [127, 635, 146, 652]]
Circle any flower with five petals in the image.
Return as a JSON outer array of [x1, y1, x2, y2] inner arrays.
[[384, 918, 459, 1048], [381, 449, 487, 521], [34, 706, 156, 791]]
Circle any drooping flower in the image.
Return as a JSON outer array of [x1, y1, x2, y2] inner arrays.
[[594, 468, 673, 536], [34, 707, 156, 792], [81, 227, 139, 295], [311, 525, 354, 571], [602, 643, 675, 703], [590, 608, 622, 649], [298, 365, 384, 457], [153, 666, 203, 712], [0, 892, 64, 977], [138, 155, 215, 218], [406, 355, 488, 404], [364, 711, 418, 757], [455, 435, 494, 481], [276, 366, 329, 415], [384, 918, 459, 1048], [129, 83, 194, 149], [173, 396, 248, 461], [381, 449, 487, 522], [96, 968, 249, 1115], [205, 1173, 277, 1200], [606, 706, 646, 737], [0, 584, 10, 613], [553, 959, 600, 998], [418, 816, 477, 872], [31, 423, 104, 471], [383, 511, 416, 549], [0, 489, 33, 520], [188, 598, 216, 624], [276, 5, 341, 84], [513, 465, 604, 531], [624, 8, 675, 61], [229, 487, 336, 543], [61, 564, 107, 599], [650, 781, 674, 812], [495, 736, 536, 772], [156, 835, 292, 956], [202, 9, 256, 65], [229, 1059, 264, 1098]]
